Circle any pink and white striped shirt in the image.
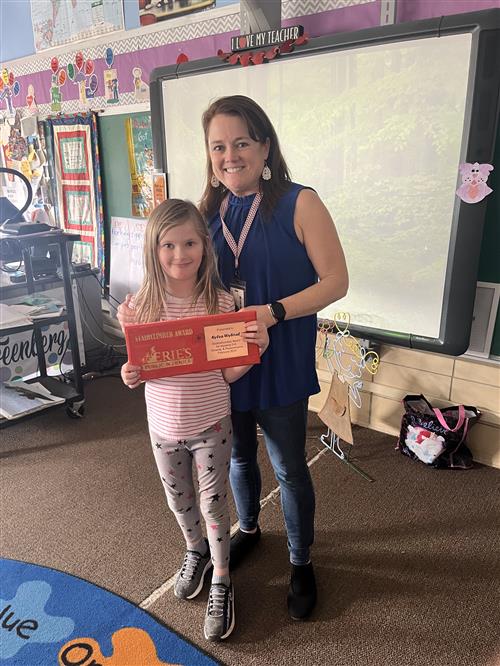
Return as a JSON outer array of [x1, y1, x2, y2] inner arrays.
[[142, 290, 235, 439]]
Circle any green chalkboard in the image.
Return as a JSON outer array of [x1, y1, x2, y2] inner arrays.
[[98, 111, 151, 280]]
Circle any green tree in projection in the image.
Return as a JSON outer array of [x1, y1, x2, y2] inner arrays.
[[282, 37, 470, 330]]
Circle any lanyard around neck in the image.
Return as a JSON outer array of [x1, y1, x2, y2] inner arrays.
[[219, 192, 262, 274]]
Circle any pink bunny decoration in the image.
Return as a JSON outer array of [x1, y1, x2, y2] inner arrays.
[[456, 162, 494, 203]]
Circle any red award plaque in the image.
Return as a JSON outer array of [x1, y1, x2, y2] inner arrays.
[[124, 310, 260, 379]]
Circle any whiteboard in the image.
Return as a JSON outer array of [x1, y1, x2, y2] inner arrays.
[[110, 216, 146, 305], [150, 9, 500, 354]]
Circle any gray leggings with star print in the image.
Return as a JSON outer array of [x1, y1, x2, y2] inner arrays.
[[149, 415, 232, 570]]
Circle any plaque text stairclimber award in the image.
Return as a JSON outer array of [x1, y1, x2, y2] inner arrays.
[[125, 310, 260, 380]]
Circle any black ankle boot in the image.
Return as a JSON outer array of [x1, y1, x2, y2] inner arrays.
[[287, 562, 317, 620], [229, 525, 261, 570]]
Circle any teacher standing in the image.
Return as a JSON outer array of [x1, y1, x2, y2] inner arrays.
[[200, 95, 348, 620]]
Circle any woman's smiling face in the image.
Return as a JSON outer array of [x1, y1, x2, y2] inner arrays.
[[207, 113, 270, 197]]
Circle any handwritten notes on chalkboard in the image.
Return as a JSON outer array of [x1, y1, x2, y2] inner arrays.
[[110, 216, 146, 306]]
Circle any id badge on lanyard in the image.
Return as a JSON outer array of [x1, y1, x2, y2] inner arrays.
[[230, 276, 246, 310], [220, 191, 261, 312]]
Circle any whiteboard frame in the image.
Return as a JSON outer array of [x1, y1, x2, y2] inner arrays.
[[149, 9, 500, 356]]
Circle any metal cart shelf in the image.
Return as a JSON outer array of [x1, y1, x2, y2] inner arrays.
[[0, 230, 85, 426]]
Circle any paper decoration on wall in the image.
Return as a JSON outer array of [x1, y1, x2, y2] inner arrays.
[[0, 69, 21, 116], [25, 84, 38, 114], [105, 47, 114, 68], [104, 70, 119, 104], [103, 49, 119, 105], [456, 162, 494, 204], [152, 173, 167, 207], [49, 57, 67, 113], [67, 51, 97, 107], [126, 115, 154, 217], [132, 67, 149, 102]]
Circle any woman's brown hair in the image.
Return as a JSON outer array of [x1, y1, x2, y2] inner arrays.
[[199, 95, 292, 220]]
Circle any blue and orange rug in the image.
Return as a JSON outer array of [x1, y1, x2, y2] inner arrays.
[[0, 558, 220, 665]]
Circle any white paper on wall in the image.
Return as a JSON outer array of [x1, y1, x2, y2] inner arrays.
[[110, 216, 146, 307]]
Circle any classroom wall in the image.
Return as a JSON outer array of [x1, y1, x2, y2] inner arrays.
[[311, 337, 500, 469], [0, 0, 237, 62]]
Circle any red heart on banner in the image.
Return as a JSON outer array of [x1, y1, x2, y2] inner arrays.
[[280, 40, 294, 53]]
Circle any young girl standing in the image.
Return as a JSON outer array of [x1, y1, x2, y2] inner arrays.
[[121, 199, 268, 642]]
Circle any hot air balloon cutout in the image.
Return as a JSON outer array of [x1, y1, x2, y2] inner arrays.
[[49, 57, 67, 113], [132, 66, 149, 102], [104, 47, 119, 105], [26, 84, 38, 114], [67, 51, 97, 108], [0, 68, 21, 117]]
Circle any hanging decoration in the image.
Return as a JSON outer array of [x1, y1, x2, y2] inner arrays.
[[45, 113, 105, 272], [218, 27, 308, 67], [25, 84, 39, 114], [67, 51, 97, 108], [49, 57, 67, 113], [456, 162, 494, 204], [0, 69, 21, 116], [132, 66, 149, 102], [103, 47, 119, 105], [126, 114, 154, 217]]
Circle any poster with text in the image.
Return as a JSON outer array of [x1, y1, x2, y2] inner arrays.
[[31, 0, 124, 52]]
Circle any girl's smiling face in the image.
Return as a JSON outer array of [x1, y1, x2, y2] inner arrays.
[[207, 113, 269, 197], [157, 218, 204, 293]]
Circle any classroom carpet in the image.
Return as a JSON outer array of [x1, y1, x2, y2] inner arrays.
[[1, 377, 500, 665], [0, 557, 219, 666]]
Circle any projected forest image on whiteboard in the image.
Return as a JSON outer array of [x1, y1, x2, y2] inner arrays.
[[162, 33, 472, 339]]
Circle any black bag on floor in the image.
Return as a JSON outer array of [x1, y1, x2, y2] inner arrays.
[[397, 394, 480, 469]]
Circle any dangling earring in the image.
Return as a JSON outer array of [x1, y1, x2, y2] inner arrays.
[[210, 174, 220, 188], [262, 162, 272, 181]]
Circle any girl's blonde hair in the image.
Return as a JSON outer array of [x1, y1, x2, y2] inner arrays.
[[134, 199, 224, 323]]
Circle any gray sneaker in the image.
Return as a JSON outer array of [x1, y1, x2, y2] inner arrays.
[[204, 581, 235, 641], [174, 543, 212, 600]]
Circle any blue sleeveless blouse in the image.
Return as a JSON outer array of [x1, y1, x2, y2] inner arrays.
[[209, 182, 320, 411]]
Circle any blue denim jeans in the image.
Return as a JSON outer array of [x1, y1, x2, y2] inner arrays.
[[229, 399, 315, 565]]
